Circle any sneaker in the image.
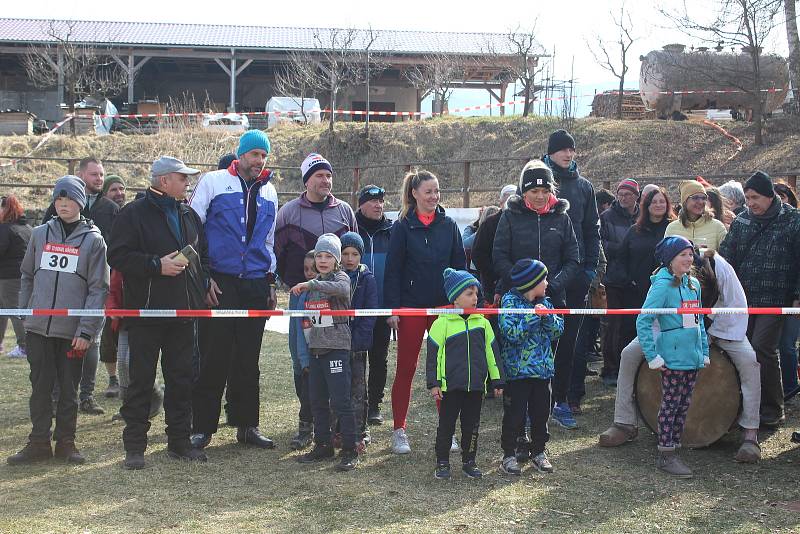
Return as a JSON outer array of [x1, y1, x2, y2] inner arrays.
[[290, 422, 314, 451], [531, 451, 554, 473], [54, 440, 86, 464], [551, 403, 578, 430], [500, 455, 522, 476], [461, 460, 482, 479], [391, 428, 411, 454], [450, 436, 461, 452], [104, 376, 120, 398], [297, 443, 335, 463], [80, 397, 105, 415], [434, 461, 451, 479], [7, 441, 52, 465], [367, 407, 384, 425], [7, 345, 27, 359], [656, 450, 693, 478], [335, 448, 359, 472]]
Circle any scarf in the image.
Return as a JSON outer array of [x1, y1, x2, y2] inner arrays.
[[525, 193, 558, 215]]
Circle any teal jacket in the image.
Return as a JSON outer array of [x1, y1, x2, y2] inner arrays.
[[636, 267, 709, 371]]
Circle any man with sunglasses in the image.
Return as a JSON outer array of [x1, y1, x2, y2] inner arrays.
[[355, 185, 393, 424]]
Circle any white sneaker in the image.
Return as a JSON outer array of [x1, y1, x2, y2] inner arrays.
[[391, 428, 411, 454], [7, 346, 26, 359], [450, 436, 461, 452]]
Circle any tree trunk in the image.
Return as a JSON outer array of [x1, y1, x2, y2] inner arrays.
[[522, 80, 530, 117], [785, 0, 800, 112], [752, 52, 763, 146], [617, 76, 625, 120]]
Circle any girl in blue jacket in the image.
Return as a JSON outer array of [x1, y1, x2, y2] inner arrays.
[[636, 236, 709, 479]]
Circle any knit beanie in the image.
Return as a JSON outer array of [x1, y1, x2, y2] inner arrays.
[[617, 178, 640, 195], [218, 152, 237, 170], [547, 129, 576, 155], [744, 171, 775, 198], [301, 153, 333, 184], [655, 236, 694, 267], [340, 231, 364, 257], [519, 160, 555, 194], [314, 233, 341, 263], [53, 175, 87, 209], [358, 184, 384, 206], [641, 183, 660, 199], [101, 174, 125, 195], [510, 258, 548, 292], [500, 184, 517, 199], [443, 268, 480, 304], [679, 180, 706, 205], [236, 130, 271, 157]]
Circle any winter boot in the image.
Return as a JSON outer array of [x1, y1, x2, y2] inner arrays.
[[656, 448, 693, 478], [54, 440, 86, 464], [290, 421, 314, 451], [7, 441, 53, 465]]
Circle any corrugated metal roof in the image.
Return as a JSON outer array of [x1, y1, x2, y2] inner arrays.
[[0, 18, 543, 56]]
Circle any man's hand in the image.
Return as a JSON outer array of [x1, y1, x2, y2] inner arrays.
[[430, 386, 443, 400], [206, 278, 222, 307], [266, 285, 277, 310], [387, 315, 400, 330], [71, 337, 90, 352], [161, 251, 188, 277]]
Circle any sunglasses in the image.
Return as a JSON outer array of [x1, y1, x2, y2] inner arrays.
[[688, 194, 708, 202]]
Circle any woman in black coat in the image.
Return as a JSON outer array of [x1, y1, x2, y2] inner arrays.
[[0, 195, 32, 358]]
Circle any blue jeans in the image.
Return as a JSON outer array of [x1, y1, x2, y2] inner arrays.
[[779, 315, 799, 393]]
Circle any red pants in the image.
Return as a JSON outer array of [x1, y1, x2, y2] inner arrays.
[[392, 314, 437, 430]]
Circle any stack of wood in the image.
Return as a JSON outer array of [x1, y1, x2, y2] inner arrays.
[[590, 91, 655, 120]]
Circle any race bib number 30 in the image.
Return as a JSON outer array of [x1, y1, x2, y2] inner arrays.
[[40, 243, 80, 274], [304, 299, 334, 328]]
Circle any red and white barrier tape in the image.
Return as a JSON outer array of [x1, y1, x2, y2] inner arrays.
[[1, 307, 799, 318], [0, 115, 74, 169]]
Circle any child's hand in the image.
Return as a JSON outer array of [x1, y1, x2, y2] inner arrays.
[[290, 282, 309, 296], [493, 388, 503, 397], [430, 386, 442, 400], [534, 303, 546, 311]]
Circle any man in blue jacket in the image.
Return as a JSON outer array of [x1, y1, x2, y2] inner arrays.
[[189, 130, 279, 450]]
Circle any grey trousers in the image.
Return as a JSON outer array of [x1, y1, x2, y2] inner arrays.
[[0, 278, 26, 348]]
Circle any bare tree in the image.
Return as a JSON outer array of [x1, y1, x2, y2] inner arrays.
[[785, 0, 800, 112], [403, 53, 468, 115], [589, 4, 637, 119], [485, 25, 544, 117], [22, 20, 127, 134], [273, 51, 326, 124], [661, 0, 784, 145]]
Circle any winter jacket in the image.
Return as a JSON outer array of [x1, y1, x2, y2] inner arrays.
[[19, 217, 109, 341], [275, 193, 357, 287], [499, 290, 564, 380], [425, 313, 504, 393], [600, 201, 637, 287], [356, 210, 392, 307], [347, 264, 378, 352], [44, 195, 120, 244], [491, 196, 580, 306], [543, 155, 601, 272], [607, 219, 669, 299], [289, 291, 312, 371], [636, 268, 709, 371], [383, 206, 466, 308], [304, 269, 352, 353], [0, 216, 32, 279], [107, 188, 210, 325], [718, 199, 800, 306], [189, 162, 278, 279], [665, 216, 727, 252], [706, 253, 748, 342], [471, 209, 503, 297]]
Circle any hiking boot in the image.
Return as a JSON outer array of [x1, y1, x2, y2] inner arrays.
[[500, 455, 522, 476], [335, 448, 359, 472], [598, 423, 639, 447], [656, 450, 693, 478], [434, 461, 451, 479], [290, 421, 314, 451], [367, 407, 383, 425], [734, 440, 761, 463], [551, 403, 578, 429], [7, 441, 52, 465], [54, 440, 86, 464], [531, 451, 553, 473], [461, 460, 482, 479], [391, 428, 411, 454], [7, 345, 27, 359], [237, 426, 275, 449], [190, 433, 212, 450], [104, 376, 120, 398], [80, 397, 105, 415], [149, 385, 164, 419], [123, 452, 145, 470], [450, 436, 461, 452], [297, 443, 335, 463], [168, 446, 208, 463]]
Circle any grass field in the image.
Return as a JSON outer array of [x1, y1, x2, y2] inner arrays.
[[1, 324, 799, 533]]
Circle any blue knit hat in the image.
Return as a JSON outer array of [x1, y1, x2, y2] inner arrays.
[[340, 231, 364, 257], [510, 258, 548, 292], [655, 236, 694, 267], [443, 268, 479, 304], [53, 175, 87, 210], [236, 130, 271, 157]]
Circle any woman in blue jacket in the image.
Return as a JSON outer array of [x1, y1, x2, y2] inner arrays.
[[636, 235, 709, 479], [383, 169, 466, 455]]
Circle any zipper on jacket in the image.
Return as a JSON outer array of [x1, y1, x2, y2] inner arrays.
[[537, 213, 542, 260], [464, 316, 471, 392]]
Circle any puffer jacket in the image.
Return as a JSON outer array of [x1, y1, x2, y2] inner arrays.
[[491, 195, 580, 306], [303, 269, 352, 353], [498, 290, 564, 380], [606, 219, 669, 298], [600, 200, 637, 287], [347, 264, 378, 352], [0, 216, 32, 279], [718, 198, 800, 306], [425, 313, 504, 393]]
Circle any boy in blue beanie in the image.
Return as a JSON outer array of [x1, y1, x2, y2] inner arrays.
[[426, 268, 504, 480]]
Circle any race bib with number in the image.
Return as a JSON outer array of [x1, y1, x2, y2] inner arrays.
[[680, 299, 700, 329], [40, 243, 80, 274], [304, 299, 334, 328]]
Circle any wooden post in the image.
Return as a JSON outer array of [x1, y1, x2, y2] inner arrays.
[[463, 161, 471, 208], [789, 175, 797, 191], [603, 179, 611, 190], [67, 159, 76, 175], [352, 167, 361, 208]]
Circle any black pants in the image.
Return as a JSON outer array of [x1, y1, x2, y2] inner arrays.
[[193, 274, 269, 434], [435, 390, 483, 463], [27, 333, 83, 443], [122, 321, 194, 453], [552, 275, 590, 403], [747, 315, 785, 421], [309, 349, 356, 449], [502, 378, 551, 457], [367, 318, 391, 409], [293, 371, 312, 424], [569, 315, 600, 402]]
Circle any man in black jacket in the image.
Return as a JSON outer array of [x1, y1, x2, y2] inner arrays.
[[108, 156, 210, 470]]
